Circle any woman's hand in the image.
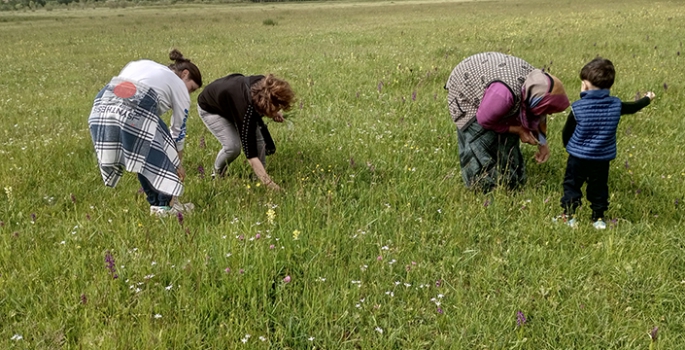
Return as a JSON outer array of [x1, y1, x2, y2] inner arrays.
[[535, 144, 550, 164], [266, 181, 282, 191], [247, 157, 282, 192], [509, 125, 538, 145], [177, 164, 186, 181], [272, 111, 285, 123]]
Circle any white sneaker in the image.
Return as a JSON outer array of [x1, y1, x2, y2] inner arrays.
[[553, 215, 577, 228], [172, 201, 195, 213], [593, 219, 607, 230], [150, 205, 181, 217]]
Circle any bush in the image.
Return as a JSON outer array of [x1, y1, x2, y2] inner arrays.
[[262, 18, 276, 26]]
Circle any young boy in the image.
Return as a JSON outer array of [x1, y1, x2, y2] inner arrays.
[[559, 57, 655, 229]]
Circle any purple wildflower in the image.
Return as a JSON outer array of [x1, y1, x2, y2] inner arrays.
[[437, 307, 444, 314], [411, 91, 417, 101], [137, 187, 145, 194], [483, 199, 490, 207], [30, 213, 36, 223], [199, 135, 206, 149], [377, 81, 383, 93], [436, 279, 442, 288], [269, 244, 275, 250], [675, 198, 680, 207], [255, 233, 261, 240], [86, 214, 91, 221], [80, 293, 87, 304], [650, 326, 658, 341], [224, 267, 231, 273], [516, 310, 527, 327], [283, 275, 291, 283], [663, 83, 668, 91], [105, 251, 117, 278], [198, 165, 205, 179], [177, 211, 184, 226], [239, 269, 245, 274], [70, 194, 77, 204]]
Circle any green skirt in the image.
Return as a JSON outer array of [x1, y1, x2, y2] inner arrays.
[[457, 122, 526, 192]]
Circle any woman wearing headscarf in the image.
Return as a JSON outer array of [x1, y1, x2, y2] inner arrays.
[[445, 52, 570, 192]]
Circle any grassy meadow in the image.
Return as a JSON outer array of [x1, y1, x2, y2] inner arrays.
[[1, 0, 685, 348]]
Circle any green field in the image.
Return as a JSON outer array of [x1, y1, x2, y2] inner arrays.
[[1, 0, 684, 348]]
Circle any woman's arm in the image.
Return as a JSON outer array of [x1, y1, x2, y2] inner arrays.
[[248, 158, 281, 191], [168, 79, 192, 152], [476, 83, 515, 133]]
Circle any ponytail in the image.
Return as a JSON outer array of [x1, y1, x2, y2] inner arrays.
[[168, 49, 203, 88]]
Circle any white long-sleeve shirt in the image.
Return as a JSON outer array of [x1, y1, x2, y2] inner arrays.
[[118, 60, 190, 151]]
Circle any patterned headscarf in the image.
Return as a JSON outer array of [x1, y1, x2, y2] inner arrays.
[[520, 69, 570, 131]]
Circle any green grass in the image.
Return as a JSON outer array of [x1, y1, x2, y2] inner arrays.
[[1, 0, 685, 348]]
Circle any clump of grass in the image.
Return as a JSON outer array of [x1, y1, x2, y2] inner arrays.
[[262, 18, 276, 26]]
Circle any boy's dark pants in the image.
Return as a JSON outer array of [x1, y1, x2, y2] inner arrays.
[[560, 154, 610, 221]]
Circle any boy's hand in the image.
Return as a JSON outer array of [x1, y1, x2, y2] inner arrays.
[[645, 91, 656, 100]]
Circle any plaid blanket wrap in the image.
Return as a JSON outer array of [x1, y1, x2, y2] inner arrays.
[[88, 77, 183, 197]]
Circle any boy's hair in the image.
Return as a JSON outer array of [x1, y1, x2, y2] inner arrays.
[[580, 57, 615, 89]]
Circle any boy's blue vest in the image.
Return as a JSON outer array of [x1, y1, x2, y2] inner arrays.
[[566, 89, 622, 161]]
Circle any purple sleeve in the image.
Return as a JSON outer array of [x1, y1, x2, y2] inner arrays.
[[476, 83, 515, 133]]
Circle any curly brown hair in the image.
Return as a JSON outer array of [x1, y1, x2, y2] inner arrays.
[[250, 74, 295, 117]]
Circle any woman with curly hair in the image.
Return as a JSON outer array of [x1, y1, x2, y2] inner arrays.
[[197, 73, 295, 191]]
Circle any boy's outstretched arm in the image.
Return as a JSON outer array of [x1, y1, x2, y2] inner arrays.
[[621, 92, 655, 114], [561, 110, 576, 148]]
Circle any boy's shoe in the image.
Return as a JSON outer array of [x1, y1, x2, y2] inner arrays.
[[553, 214, 578, 228], [593, 219, 607, 230], [150, 205, 181, 217]]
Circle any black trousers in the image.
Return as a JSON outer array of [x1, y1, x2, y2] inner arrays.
[[560, 155, 610, 220]]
